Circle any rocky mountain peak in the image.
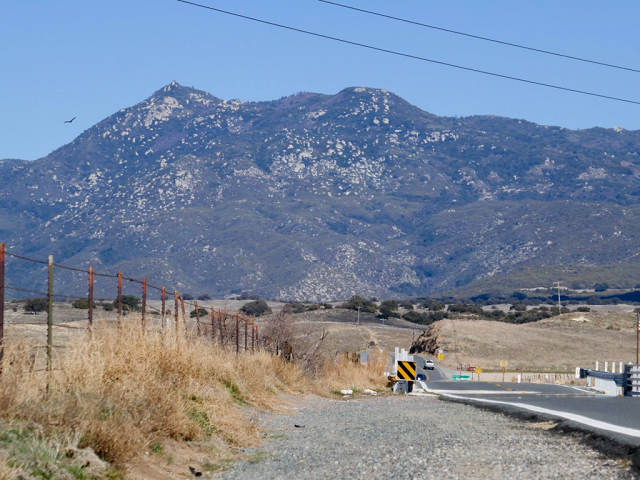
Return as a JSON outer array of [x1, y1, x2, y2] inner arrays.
[[3, 84, 640, 300]]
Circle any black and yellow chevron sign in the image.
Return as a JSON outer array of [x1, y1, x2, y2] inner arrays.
[[396, 361, 416, 381]]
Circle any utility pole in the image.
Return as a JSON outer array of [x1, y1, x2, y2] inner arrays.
[[553, 281, 562, 313], [636, 311, 639, 366]]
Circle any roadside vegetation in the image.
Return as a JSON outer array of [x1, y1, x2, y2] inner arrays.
[[0, 316, 385, 477]]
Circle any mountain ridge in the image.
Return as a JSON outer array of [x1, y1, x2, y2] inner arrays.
[[2, 82, 640, 300]]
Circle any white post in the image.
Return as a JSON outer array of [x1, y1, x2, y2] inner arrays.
[[517, 374, 521, 384], [596, 360, 599, 371], [605, 361, 608, 372], [620, 362, 623, 374]]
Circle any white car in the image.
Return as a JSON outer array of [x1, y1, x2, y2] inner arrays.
[[425, 359, 435, 370]]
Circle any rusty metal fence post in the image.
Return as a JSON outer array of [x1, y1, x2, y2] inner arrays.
[[0, 243, 4, 371], [174, 290, 179, 336], [219, 310, 224, 345], [235, 314, 239, 354], [244, 317, 248, 351], [195, 300, 200, 336], [161, 286, 166, 334], [142, 278, 147, 330], [180, 296, 187, 336], [211, 305, 216, 343], [88, 266, 94, 334], [117, 272, 123, 325]]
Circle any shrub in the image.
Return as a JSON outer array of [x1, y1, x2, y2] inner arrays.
[[190, 308, 208, 318], [594, 283, 609, 292], [420, 300, 445, 311], [402, 310, 447, 324], [197, 294, 211, 301], [576, 306, 591, 312], [283, 302, 309, 314], [340, 295, 376, 313], [400, 300, 414, 310], [101, 302, 114, 311], [72, 298, 96, 309], [113, 295, 140, 312], [240, 300, 272, 317], [24, 298, 48, 313]]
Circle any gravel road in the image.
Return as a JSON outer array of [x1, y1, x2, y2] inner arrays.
[[215, 394, 635, 479]]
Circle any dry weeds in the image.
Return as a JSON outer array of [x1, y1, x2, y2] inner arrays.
[[0, 315, 387, 475]]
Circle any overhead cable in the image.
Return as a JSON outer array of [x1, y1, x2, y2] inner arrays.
[[176, 0, 640, 105], [318, 0, 640, 74]]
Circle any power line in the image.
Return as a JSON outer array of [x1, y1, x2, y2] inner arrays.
[[318, 0, 640, 74], [176, 0, 640, 106]]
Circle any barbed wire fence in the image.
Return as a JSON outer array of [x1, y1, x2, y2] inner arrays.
[[0, 242, 261, 376]]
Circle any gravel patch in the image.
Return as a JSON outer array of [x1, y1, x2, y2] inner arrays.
[[214, 395, 635, 479]]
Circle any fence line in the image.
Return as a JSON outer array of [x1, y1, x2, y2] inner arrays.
[[0, 242, 262, 375]]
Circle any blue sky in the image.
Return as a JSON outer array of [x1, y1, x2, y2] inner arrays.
[[2, 0, 639, 160]]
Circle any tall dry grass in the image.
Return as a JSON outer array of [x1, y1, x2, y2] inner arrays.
[[314, 349, 387, 393], [0, 323, 308, 463], [0, 318, 387, 470]]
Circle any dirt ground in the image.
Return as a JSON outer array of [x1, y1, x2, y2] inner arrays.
[[428, 311, 637, 372]]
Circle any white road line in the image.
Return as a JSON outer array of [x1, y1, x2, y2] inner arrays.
[[426, 389, 540, 395], [439, 392, 640, 439]]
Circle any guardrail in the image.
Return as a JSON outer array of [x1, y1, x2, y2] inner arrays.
[[577, 365, 640, 396]]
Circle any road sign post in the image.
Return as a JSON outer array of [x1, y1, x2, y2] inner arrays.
[[500, 360, 508, 382]]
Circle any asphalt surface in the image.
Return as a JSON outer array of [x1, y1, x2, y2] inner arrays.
[[422, 364, 640, 449]]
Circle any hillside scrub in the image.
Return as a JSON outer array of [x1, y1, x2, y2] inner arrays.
[[0, 321, 385, 473]]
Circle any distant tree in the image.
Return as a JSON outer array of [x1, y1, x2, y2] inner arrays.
[[72, 298, 95, 309], [576, 306, 591, 312], [379, 300, 400, 318], [421, 300, 445, 311], [283, 302, 308, 314], [24, 298, 48, 313], [240, 299, 272, 317], [510, 303, 527, 312], [341, 295, 376, 313], [182, 293, 194, 300], [197, 294, 211, 301], [113, 295, 140, 312], [399, 299, 414, 310], [593, 283, 609, 292]]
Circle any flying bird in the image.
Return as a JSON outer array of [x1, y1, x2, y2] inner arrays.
[[64, 116, 76, 124]]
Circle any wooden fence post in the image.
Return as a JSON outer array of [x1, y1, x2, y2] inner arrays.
[[251, 322, 255, 352]]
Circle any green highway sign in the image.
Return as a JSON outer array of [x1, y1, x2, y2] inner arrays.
[[452, 374, 471, 380]]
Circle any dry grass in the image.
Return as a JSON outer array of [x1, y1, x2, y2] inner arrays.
[[0, 313, 388, 475], [0, 322, 308, 465], [428, 311, 638, 372], [316, 349, 387, 393]]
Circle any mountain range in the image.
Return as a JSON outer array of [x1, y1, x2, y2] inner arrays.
[[2, 81, 640, 300]]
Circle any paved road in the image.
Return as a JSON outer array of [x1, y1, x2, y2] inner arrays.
[[422, 364, 640, 448]]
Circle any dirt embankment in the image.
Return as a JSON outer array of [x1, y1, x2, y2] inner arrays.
[[409, 311, 637, 372]]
